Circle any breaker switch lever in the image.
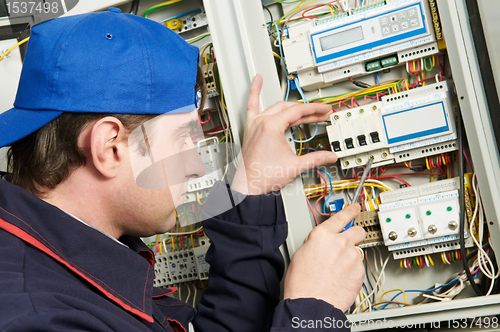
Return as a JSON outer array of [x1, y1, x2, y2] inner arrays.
[[344, 138, 354, 149], [357, 134, 367, 146], [370, 131, 380, 143], [331, 141, 341, 152]]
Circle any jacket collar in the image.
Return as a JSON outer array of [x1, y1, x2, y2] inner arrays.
[[0, 179, 155, 323]]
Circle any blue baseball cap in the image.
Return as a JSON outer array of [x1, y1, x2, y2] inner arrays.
[[0, 8, 199, 148]]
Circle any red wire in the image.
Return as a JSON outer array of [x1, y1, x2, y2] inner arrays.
[[315, 194, 330, 216], [198, 112, 211, 125], [367, 175, 411, 186], [314, 168, 328, 197], [306, 198, 319, 226], [351, 97, 360, 108], [301, 1, 338, 19], [419, 256, 424, 269], [203, 124, 228, 134]]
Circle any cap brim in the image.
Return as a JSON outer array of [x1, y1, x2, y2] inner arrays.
[[0, 107, 63, 148]]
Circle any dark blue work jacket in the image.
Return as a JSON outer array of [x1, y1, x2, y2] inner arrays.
[[0, 179, 348, 331]]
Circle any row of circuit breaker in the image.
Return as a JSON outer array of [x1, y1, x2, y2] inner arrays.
[[377, 178, 473, 259], [326, 81, 457, 169], [153, 238, 210, 287]]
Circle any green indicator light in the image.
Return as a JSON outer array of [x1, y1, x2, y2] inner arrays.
[[386, 218, 392, 223], [447, 206, 452, 211], [426, 210, 432, 216], [405, 214, 411, 219]]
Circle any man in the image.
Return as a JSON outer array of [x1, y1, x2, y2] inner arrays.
[[0, 8, 365, 331]]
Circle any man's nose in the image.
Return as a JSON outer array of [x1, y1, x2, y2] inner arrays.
[[185, 146, 206, 179]]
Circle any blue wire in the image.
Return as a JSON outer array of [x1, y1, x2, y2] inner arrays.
[[316, 168, 333, 214], [274, 21, 291, 103], [292, 78, 319, 143], [377, 274, 477, 310], [159, 9, 201, 24], [297, 147, 317, 153], [376, 72, 380, 84]]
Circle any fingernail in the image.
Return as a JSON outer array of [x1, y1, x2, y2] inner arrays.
[[326, 155, 337, 164]]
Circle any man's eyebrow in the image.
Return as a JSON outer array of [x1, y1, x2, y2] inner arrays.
[[175, 119, 200, 133]]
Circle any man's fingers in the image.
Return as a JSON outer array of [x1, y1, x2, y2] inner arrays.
[[344, 226, 367, 246], [246, 74, 263, 121], [294, 151, 337, 172], [322, 203, 361, 234], [274, 103, 332, 130], [288, 111, 333, 128]]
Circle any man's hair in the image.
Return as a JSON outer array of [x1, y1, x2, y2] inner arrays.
[[5, 65, 207, 195]]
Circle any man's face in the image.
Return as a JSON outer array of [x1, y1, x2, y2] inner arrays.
[[124, 110, 206, 236]]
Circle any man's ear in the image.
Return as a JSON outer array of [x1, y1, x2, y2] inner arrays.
[[89, 117, 128, 178]]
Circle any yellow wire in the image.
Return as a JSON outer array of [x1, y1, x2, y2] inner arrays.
[[204, 53, 209, 65], [0, 37, 30, 63], [378, 289, 408, 304], [427, 254, 435, 266], [305, 182, 391, 196], [272, 51, 281, 59], [329, 5, 335, 16], [359, 291, 365, 311], [200, 43, 212, 60], [400, 259, 404, 269], [425, 157, 430, 170], [144, 0, 183, 18], [422, 70, 426, 87], [220, 77, 227, 110], [441, 252, 447, 264], [441, 154, 447, 165], [196, 191, 206, 205], [430, 168, 434, 182]]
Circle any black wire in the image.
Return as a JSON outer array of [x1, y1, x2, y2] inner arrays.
[[458, 106, 483, 296], [263, 5, 274, 25], [349, 79, 371, 89], [129, 0, 140, 15]]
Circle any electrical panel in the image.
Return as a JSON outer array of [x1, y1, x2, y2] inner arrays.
[[282, 0, 439, 90], [326, 81, 457, 169]]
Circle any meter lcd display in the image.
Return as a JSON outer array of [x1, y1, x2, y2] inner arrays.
[[319, 26, 364, 51]]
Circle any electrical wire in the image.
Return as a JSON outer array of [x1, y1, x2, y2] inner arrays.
[[186, 33, 211, 45], [457, 107, 483, 296], [143, 0, 182, 18], [0, 37, 30, 63]]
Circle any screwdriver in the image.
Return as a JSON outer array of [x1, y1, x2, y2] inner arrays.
[[342, 158, 373, 232]]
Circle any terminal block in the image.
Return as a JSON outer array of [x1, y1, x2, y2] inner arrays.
[[355, 210, 383, 248], [201, 63, 220, 98]]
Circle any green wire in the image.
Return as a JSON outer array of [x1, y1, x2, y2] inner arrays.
[[423, 57, 433, 71], [143, 1, 180, 18], [188, 33, 211, 45]]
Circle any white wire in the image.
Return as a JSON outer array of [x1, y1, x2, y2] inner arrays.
[[185, 32, 211, 44], [355, 256, 390, 312], [165, 226, 204, 236], [470, 174, 497, 282], [185, 283, 191, 305], [192, 283, 197, 308], [178, 284, 182, 301]]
